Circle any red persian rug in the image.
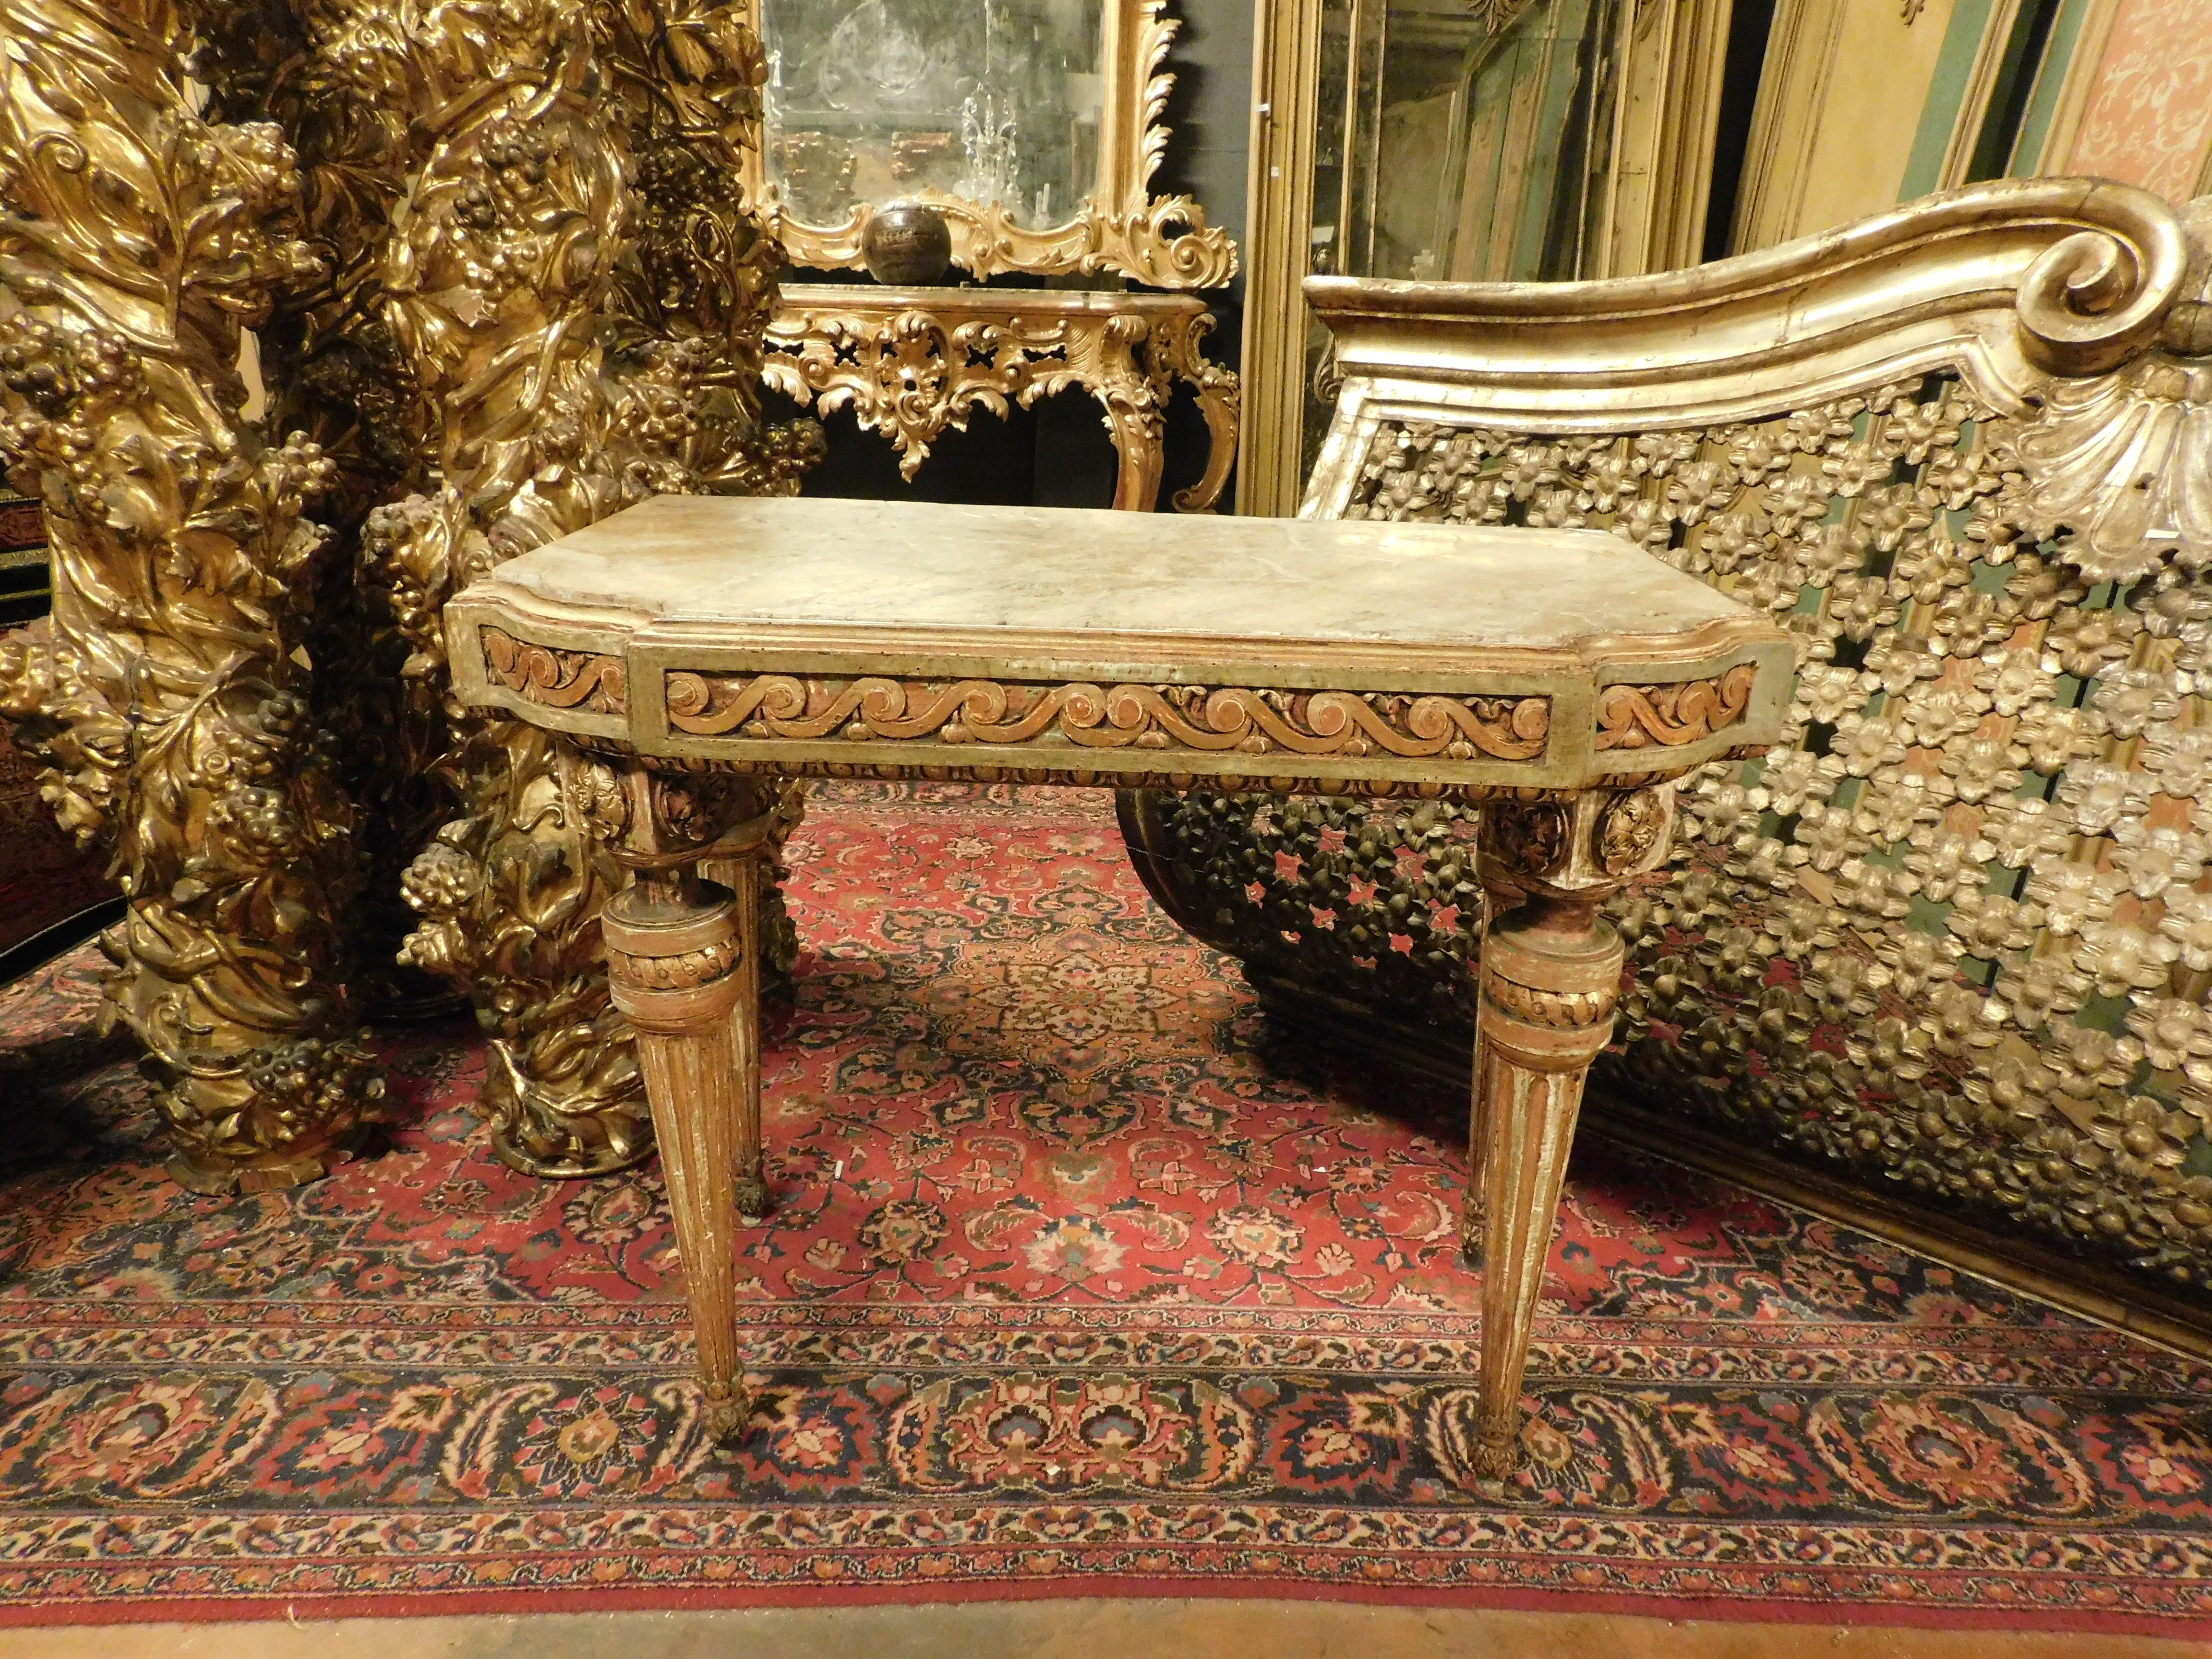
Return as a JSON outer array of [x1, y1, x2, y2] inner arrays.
[[0, 784, 2207, 1634]]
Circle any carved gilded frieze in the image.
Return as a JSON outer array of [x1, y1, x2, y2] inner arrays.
[[660, 671, 1552, 760], [1129, 187, 2212, 1292], [763, 287, 1239, 513]]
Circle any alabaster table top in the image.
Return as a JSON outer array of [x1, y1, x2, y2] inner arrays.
[[447, 496, 1791, 796]]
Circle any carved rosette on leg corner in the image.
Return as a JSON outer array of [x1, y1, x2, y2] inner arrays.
[[1465, 784, 1677, 1486]]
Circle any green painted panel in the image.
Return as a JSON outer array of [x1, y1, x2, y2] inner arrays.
[[1899, 0, 1999, 200], [2008, 0, 2094, 174]]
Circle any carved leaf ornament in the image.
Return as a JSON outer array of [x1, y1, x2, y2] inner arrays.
[[0, 0, 818, 1186], [662, 672, 1553, 760], [0, 0, 385, 1188]]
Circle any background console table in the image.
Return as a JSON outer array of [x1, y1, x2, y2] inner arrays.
[[763, 286, 1240, 514], [447, 494, 1789, 1485]]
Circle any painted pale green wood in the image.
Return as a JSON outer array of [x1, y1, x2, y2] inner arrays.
[[2006, 0, 2094, 175], [1899, 0, 2001, 200]]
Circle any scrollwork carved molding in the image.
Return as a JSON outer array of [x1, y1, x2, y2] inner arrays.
[[661, 670, 1553, 762], [1596, 666, 1759, 751], [1300, 179, 2194, 479], [482, 627, 630, 715]]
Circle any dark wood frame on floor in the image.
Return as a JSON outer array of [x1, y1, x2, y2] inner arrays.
[[1248, 970, 2212, 1365], [0, 899, 124, 988]]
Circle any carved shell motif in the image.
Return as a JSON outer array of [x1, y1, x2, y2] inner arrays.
[[2015, 356, 2212, 583]]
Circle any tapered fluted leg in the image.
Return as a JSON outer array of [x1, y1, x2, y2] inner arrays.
[[1467, 893, 1623, 1486], [602, 873, 754, 1441], [1463, 1025, 1491, 1268], [698, 847, 769, 1220]]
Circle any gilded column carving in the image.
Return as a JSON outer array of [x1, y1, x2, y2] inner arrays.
[[186, 0, 447, 1010], [345, 0, 815, 1178], [0, 0, 384, 1190]]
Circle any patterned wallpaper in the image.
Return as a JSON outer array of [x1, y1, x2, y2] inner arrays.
[[2065, 0, 2212, 202]]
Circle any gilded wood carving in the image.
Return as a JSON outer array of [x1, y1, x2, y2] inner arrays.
[[0, 0, 819, 1188], [0, 0, 385, 1191], [1128, 184, 2212, 1297], [657, 671, 1553, 760], [324, 0, 817, 1180], [763, 286, 1240, 513], [1595, 666, 1760, 751]]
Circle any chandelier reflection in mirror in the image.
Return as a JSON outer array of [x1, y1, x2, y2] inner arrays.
[[740, 0, 1236, 286], [767, 0, 1101, 231]]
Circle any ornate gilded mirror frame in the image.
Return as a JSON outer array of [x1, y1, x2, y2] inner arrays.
[[740, 0, 1237, 287]]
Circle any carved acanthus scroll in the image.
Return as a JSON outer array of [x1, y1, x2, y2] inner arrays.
[[1595, 665, 1759, 751], [2012, 199, 2212, 584], [481, 628, 629, 715], [763, 287, 1239, 513], [662, 671, 1552, 760]]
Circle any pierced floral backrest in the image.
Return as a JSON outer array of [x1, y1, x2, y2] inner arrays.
[[1148, 180, 2212, 1292]]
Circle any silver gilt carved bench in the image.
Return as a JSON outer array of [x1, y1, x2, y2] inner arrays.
[[445, 494, 1789, 1483], [1121, 179, 2212, 1315]]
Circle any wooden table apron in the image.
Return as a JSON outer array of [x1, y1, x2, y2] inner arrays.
[[444, 496, 1791, 1486]]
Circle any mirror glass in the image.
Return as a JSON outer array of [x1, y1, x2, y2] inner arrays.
[[1300, 0, 1630, 484], [761, 0, 1107, 232]]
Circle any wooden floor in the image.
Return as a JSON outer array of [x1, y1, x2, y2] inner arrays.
[[4, 1603, 2206, 1658]]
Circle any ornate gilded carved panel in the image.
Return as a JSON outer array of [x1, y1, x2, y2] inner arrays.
[[0, 0, 820, 1188], [339, 0, 819, 1178], [763, 285, 1239, 512], [1128, 185, 2212, 1292], [0, 0, 385, 1191]]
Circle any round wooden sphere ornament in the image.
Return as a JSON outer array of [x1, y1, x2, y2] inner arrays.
[[862, 203, 953, 286]]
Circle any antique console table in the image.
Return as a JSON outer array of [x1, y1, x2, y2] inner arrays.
[[764, 286, 1239, 514], [445, 494, 1790, 1483]]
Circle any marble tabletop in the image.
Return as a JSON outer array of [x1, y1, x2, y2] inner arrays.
[[447, 497, 1792, 794], [459, 495, 1764, 660]]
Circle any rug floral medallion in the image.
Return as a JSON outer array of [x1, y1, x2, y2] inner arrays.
[[0, 786, 2207, 1632]]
